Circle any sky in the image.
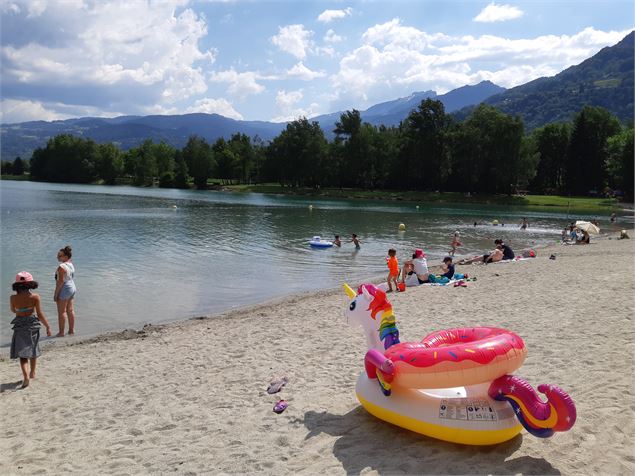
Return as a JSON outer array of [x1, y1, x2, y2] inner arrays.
[[0, 0, 633, 124]]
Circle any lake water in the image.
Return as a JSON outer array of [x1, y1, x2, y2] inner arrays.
[[0, 180, 622, 346]]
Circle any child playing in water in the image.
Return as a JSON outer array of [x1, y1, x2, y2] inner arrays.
[[350, 234, 361, 249], [449, 231, 462, 256], [386, 249, 399, 292], [10, 271, 52, 388], [333, 235, 342, 247]]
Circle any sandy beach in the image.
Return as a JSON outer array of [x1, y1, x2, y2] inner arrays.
[[1, 236, 634, 475]]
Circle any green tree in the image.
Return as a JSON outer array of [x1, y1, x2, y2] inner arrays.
[[333, 110, 363, 187], [265, 118, 328, 187], [96, 143, 124, 184], [173, 150, 189, 189], [399, 99, 451, 190], [529, 123, 570, 194], [1, 161, 13, 175], [227, 133, 255, 183], [606, 126, 634, 198], [461, 105, 525, 194], [130, 140, 159, 186], [566, 106, 621, 194], [12, 157, 25, 175], [30, 134, 99, 183], [183, 136, 214, 189]]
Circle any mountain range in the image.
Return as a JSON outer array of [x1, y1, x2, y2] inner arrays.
[[1, 31, 632, 160], [456, 31, 634, 128]]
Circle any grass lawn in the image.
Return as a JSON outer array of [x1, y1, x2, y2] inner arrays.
[[219, 183, 619, 213]]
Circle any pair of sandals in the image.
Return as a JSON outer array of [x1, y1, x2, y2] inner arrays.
[[453, 280, 468, 288], [268, 376, 289, 414]]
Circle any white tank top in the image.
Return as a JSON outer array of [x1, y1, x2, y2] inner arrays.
[[59, 262, 75, 282]]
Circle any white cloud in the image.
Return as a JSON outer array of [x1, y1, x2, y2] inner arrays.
[[362, 18, 450, 49], [329, 21, 631, 111], [271, 90, 320, 123], [0, 98, 125, 123], [0, 99, 69, 123], [209, 68, 265, 100], [270, 24, 313, 59], [317, 7, 352, 23], [185, 98, 243, 120], [285, 62, 326, 80], [26, 0, 48, 17], [1, 1, 214, 114], [1, 1, 20, 14], [474, 2, 524, 23], [276, 90, 303, 109], [324, 29, 344, 43]]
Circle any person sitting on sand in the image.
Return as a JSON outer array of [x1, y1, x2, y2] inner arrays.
[[400, 249, 430, 286], [576, 230, 590, 245], [496, 239, 515, 261], [440, 257, 456, 279]]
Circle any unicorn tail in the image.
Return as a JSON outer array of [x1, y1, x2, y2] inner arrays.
[[488, 375, 577, 438]]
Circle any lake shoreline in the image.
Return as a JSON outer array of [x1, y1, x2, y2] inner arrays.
[[1, 234, 633, 474], [1, 176, 623, 213], [0, 234, 607, 357]]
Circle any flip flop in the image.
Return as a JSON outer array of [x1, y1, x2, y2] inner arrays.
[[273, 400, 288, 414], [267, 376, 289, 394]]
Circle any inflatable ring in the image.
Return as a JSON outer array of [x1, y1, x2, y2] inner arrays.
[[343, 283, 576, 445], [384, 327, 527, 389]]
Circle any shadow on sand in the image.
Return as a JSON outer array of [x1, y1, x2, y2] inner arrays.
[[0, 380, 24, 393], [298, 408, 561, 475]]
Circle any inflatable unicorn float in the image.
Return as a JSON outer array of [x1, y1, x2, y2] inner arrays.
[[343, 283, 576, 445]]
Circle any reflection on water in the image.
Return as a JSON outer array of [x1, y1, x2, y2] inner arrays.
[[0, 181, 620, 346]]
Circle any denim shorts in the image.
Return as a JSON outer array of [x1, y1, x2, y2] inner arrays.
[[58, 282, 76, 301]]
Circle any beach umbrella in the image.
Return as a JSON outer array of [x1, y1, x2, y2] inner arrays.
[[575, 220, 600, 234]]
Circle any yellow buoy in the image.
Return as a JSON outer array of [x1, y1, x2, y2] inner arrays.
[[398, 223, 406, 231], [492, 219, 499, 226]]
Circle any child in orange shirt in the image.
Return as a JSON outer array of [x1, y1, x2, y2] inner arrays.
[[386, 249, 399, 292]]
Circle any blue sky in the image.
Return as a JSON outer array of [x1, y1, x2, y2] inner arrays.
[[0, 0, 633, 123]]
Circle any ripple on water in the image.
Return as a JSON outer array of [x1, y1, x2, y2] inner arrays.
[[0, 181, 609, 346]]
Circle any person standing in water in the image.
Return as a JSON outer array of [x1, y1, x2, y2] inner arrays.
[[520, 218, 529, 230], [333, 235, 342, 247], [54, 245, 77, 337], [449, 231, 462, 256], [349, 234, 361, 249], [10, 271, 52, 388]]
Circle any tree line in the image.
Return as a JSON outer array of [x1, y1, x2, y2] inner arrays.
[[3, 101, 633, 198]]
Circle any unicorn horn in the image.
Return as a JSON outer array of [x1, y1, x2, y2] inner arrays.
[[343, 283, 356, 299]]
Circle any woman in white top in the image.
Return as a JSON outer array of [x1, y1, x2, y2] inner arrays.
[[401, 249, 430, 286], [54, 245, 77, 337]]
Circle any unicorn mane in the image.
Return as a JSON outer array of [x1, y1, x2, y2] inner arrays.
[[359, 284, 400, 350]]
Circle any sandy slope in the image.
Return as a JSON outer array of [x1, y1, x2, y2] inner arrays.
[[1, 237, 634, 475]]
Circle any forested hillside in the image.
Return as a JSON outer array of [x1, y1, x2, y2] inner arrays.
[[457, 31, 634, 129]]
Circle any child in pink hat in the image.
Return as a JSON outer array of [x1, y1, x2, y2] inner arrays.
[[10, 271, 52, 388]]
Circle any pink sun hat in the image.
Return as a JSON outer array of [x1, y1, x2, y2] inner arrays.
[[14, 271, 34, 284], [414, 249, 426, 258]]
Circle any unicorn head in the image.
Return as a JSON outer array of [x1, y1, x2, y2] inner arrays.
[[343, 283, 400, 352]]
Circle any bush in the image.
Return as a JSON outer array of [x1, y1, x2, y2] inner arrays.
[[159, 172, 174, 188]]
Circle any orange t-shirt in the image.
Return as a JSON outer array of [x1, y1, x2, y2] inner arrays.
[[387, 256, 399, 275]]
